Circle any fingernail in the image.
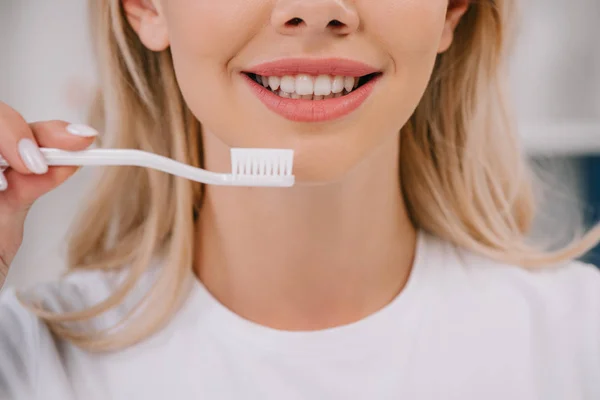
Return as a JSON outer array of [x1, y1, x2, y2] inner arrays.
[[18, 139, 49, 175], [66, 124, 99, 137], [0, 171, 7, 191]]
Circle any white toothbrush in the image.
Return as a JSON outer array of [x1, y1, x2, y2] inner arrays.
[[0, 148, 295, 187]]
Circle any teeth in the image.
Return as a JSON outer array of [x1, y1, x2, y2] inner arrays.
[[268, 76, 281, 91], [295, 75, 314, 96], [314, 75, 332, 96], [269, 90, 350, 101], [280, 76, 296, 93], [331, 76, 345, 94], [344, 76, 355, 92], [257, 73, 363, 99]]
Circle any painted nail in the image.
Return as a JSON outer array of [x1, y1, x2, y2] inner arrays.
[[66, 124, 99, 137], [0, 171, 7, 191], [18, 139, 49, 174]]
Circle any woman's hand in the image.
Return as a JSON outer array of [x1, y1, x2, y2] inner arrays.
[[0, 101, 98, 288]]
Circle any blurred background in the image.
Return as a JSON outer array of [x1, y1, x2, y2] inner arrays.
[[1, 1, 599, 288]]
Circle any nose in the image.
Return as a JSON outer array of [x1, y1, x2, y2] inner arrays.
[[272, 0, 360, 36]]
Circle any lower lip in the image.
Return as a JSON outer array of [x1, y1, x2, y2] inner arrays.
[[243, 74, 380, 123]]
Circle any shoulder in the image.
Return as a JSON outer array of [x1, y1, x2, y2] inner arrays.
[[0, 269, 115, 358], [18, 265, 160, 317], [439, 242, 600, 350], [422, 232, 600, 328], [0, 286, 42, 360], [0, 286, 53, 399], [452, 246, 600, 311], [0, 267, 143, 353], [422, 232, 600, 306], [0, 267, 158, 399], [20, 269, 127, 313]]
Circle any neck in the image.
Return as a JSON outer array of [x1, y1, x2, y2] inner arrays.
[[194, 132, 417, 331]]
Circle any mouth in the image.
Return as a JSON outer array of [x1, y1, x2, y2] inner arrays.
[[243, 72, 381, 101], [241, 58, 383, 122]]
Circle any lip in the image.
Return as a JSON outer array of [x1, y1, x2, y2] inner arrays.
[[242, 58, 382, 122], [244, 58, 380, 77]]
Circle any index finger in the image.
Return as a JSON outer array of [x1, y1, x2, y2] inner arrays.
[[29, 121, 98, 151]]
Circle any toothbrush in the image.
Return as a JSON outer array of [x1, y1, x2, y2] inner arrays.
[[0, 148, 295, 187]]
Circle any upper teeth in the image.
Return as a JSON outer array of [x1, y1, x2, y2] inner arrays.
[[258, 74, 359, 96]]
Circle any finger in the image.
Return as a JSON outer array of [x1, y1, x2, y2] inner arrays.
[[1, 165, 80, 211], [0, 103, 47, 175], [0, 120, 98, 211], [29, 121, 98, 151]]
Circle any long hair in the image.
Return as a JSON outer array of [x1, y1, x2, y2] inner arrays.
[[24, 0, 600, 351]]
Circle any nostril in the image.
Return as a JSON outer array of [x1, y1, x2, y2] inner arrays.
[[327, 20, 344, 28], [285, 17, 304, 27]]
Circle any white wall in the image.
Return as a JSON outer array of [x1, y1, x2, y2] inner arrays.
[[2, 1, 599, 288], [510, 0, 600, 153]]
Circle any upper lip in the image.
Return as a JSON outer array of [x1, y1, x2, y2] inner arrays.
[[243, 58, 381, 77]]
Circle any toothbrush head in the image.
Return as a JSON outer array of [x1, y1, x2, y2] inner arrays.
[[230, 148, 295, 187]]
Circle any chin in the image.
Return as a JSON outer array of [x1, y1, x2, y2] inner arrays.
[[282, 145, 367, 185]]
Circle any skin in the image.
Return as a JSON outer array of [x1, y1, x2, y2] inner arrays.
[[123, 0, 468, 330], [0, 1, 467, 329]]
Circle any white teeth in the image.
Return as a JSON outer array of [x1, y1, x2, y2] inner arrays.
[[344, 77, 355, 92], [331, 76, 345, 94], [314, 75, 332, 96], [280, 76, 296, 93], [268, 76, 281, 91], [271, 89, 349, 101], [256, 73, 367, 100], [295, 75, 314, 96]]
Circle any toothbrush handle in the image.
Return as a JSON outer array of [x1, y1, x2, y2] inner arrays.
[[0, 148, 233, 185], [0, 148, 169, 167]]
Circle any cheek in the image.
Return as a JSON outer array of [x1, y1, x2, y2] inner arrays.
[[163, 0, 262, 60], [366, 1, 448, 115], [161, 0, 267, 144], [367, 1, 448, 61]]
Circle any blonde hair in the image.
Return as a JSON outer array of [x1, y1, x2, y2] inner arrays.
[[27, 0, 600, 351]]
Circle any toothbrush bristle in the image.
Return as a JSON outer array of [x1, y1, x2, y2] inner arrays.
[[230, 149, 294, 177]]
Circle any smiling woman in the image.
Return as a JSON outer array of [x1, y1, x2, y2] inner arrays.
[[0, 0, 599, 399]]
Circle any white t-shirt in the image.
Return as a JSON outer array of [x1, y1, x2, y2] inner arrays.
[[1, 232, 599, 400]]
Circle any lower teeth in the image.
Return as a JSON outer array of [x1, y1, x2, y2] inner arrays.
[[271, 89, 349, 100]]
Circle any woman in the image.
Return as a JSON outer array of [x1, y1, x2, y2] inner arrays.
[[0, 0, 599, 399]]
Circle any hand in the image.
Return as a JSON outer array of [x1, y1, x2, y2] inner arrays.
[[0, 101, 98, 288]]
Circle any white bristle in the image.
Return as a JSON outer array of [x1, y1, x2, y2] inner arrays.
[[245, 156, 252, 175], [259, 158, 265, 175], [230, 148, 294, 177]]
